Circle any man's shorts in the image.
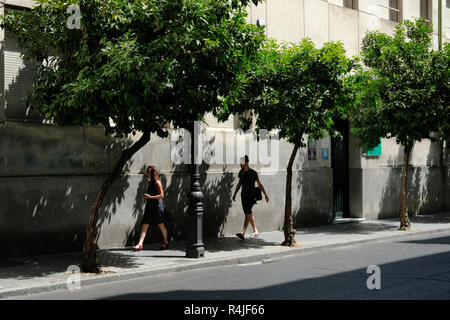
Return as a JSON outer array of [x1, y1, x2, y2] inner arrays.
[[241, 196, 256, 215]]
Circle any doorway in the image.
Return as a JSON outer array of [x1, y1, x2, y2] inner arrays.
[[331, 119, 350, 219]]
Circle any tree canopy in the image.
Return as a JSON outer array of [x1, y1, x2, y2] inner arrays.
[[231, 38, 357, 146], [351, 19, 449, 150], [2, 0, 266, 138]]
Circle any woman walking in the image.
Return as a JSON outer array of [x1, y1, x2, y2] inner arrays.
[[133, 165, 169, 251]]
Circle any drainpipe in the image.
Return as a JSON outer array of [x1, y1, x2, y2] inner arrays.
[[438, 0, 443, 50], [437, 0, 446, 211]]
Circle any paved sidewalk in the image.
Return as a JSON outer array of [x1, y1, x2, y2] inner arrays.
[[1, 212, 450, 299]]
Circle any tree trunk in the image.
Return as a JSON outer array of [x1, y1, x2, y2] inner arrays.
[[282, 142, 301, 247], [81, 130, 151, 273], [399, 142, 413, 231]]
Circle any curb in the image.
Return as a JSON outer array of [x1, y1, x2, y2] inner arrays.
[[2, 226, 450, 299]]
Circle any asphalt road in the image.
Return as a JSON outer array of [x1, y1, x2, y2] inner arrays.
[[7, 231, 450, 300]]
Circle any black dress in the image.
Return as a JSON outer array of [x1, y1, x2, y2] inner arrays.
[[142, 180, 166, 227]]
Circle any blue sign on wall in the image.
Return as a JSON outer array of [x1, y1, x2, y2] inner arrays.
[[322, 148, 329, 160]]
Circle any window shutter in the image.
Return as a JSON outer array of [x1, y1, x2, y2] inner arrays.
[[4, 30, 40, 122]]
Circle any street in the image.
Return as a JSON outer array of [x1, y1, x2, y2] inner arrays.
[[6, 231, 450, 300]]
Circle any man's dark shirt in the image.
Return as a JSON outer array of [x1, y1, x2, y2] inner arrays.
[[238, 168, 258, 199]]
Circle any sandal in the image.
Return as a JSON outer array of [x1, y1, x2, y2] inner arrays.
[[250, 233, 260, 238], [236, 233, 245, 240], [132, 244, 143, 251], [160, 243, 169, 250]]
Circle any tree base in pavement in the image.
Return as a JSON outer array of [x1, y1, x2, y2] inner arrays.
[[398, 221, 411, 231], [81, 262, 102, 274], [81, 243, 102, 274], [281, 229, 297, 247]]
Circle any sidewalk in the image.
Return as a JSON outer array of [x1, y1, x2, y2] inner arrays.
[[1, 212, 450, 298]]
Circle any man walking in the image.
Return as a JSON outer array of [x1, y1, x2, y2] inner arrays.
[[232, 155, 269, 239]]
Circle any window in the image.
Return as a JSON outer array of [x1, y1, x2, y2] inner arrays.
[[388, 0, 400, 22], [344, 0, 358, 9], [3, 29, 39, 122], [377, 0, 401, 22], [447, 0, 450, 38], [328, 0, 358, 9], [420, 0, 432, 24]]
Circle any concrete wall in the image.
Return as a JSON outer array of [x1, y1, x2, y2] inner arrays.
[[0, 122, 115, 258], [349, 129, 446, 220], [360, 166, 444, 219], [249, 0, 449, 57], [3, 0, 36, 8], [0, 122, 333, 258]]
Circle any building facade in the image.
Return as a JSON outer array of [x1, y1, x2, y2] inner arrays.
[[1, 0, 449, 258]]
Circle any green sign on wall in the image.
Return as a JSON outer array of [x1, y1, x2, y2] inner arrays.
[[366, 138, 382, 156]]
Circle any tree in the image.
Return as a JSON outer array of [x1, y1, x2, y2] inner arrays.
[[228, 39, 357, 246], [435, 43, 450, 143], [2, 0, 265, 273], [350, 19, 449, 230]]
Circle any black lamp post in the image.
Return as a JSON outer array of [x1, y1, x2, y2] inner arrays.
[[186, 121, 205, 258]]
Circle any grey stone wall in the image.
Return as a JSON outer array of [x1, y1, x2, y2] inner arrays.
[[359, 167, 445, 220], [2, 119, 446, 259], [349, 128, 447, 220], [0, 122, 333, 258]]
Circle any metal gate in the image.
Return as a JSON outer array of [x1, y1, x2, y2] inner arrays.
[[331, 119, 349, 219]]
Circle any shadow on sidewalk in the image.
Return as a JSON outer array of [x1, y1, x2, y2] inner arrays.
[[0, 254, 84, 281], [204, 236, 281, 252], [0, 250, 143, 281], [408, 212, 450, 224], [110, 235, 281, 257], [4, 214, 449, 281], [295, 213, 450, 236]]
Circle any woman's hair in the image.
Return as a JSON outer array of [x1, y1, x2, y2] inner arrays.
[[146, 165, 159, 194]]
